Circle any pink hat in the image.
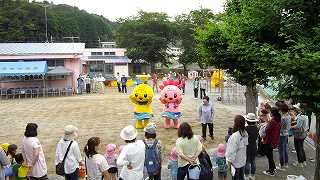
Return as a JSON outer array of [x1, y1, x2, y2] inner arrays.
[[170, 147, 178, 161], [105, 144, 116, 157], [216, 144, 225, 158]]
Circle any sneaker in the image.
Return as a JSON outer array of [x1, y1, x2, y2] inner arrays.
[[244, 175, 250, 180], [291, 150, 296, 153], [303, 162, 307, 166], [262, 170, 275, 176], [276, 165, 286, 171], [284, 164, 289, 168], [209, 135, 214, 140], [250, 175, 255, 180]]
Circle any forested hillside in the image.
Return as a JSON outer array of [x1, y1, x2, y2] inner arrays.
[[0, 0, 117, 47]]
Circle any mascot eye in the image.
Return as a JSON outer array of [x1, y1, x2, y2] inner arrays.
[[174, 94, 177, 98], [165, 94, 168, 98], [144, 94, 147, 98], [135, 94, 138, 97]]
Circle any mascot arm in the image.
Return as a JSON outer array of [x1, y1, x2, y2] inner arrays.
[[129, 94, 138, 105]]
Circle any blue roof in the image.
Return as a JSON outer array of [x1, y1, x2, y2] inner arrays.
[[0, 43, 85, 55], [0, 61, 48, 76]]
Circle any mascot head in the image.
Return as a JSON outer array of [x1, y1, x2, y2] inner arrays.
[[130, 84, 153, 105], [160, 85, 182, 104]]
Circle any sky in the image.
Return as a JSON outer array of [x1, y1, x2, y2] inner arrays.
[[38, 0, 226, 21]]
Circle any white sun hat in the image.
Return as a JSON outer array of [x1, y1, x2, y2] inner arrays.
[[120, 125, 138, 141], [244, 113, 259, 122]]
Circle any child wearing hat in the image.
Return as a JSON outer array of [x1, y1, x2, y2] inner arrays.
[[167, 147, 178, 180], [215, 144, 227, 180], [244, 113, 259, 180], [143, 123, 162, 180], [105, 144, 118, 180]]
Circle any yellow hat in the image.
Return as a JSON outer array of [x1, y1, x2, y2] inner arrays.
[[1, 143, 10, 153]]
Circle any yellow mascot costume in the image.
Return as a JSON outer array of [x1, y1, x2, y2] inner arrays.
[[129, 83, 154, 129]]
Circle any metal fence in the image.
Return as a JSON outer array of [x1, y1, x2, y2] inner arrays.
[[221, 82, 246, 105]]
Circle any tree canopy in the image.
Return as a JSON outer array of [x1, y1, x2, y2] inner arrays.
[[0, 0, 116, 47], [116, 11, 176, 70]]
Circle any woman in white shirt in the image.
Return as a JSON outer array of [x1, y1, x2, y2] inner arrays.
[[226, 115, 248, 180], [84, 137, 110, 180], [55, 125, 82, 180], [117, 125, 146, 180]]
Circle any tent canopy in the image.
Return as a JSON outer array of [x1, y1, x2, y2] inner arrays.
[[0, 61, 47, 77]]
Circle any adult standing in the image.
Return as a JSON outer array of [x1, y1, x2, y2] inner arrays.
[[199, 77, 208, 99], [77, 75, 84, 95], [257, 109, 270, 156], [262, 108, 281, 177], [226, 115, 248, 180], [244, 113, 259, 180], [193, 77, 200, 99], [176, 122, 202, 180], [121, 75, 128, 94], [290, 104, 308, 168], [84, 137, 110, 180], [152, 73, 158, 93], [278, 103, 291, 170], [21, 123, 49, 180], [116, 72, 122, 93], [97, 74, 105, 94], [55, 125, 82, 180], [84, 75, 91, 94], [198, 96, 215, 140], [117, 125, 146, 180], [0, 147, 9, 180]]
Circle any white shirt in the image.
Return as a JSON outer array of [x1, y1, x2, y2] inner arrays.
[[116, 75, 121, 83], [22, 137, 47, 178], [225, 131, 248, 168], [86, 154, 109, 180], [117, 140, 145, 180], [55, 139, 82, 174]]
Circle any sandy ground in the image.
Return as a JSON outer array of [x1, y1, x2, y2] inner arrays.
[[1, 86, 316, 180], [0, 87, 238, 176]]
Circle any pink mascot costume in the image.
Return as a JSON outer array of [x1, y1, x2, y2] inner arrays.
[[159, 80, 183, 129]]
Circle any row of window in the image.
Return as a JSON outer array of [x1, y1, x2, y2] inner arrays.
[[91, 52, 116, 56]]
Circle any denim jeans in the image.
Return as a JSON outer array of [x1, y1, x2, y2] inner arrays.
[[279, 136, 289, 166], [294, 137, 306, 163], [233, 166, 245, 180], [244, 154, 256, 175]]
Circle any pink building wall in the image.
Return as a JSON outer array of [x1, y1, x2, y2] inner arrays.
[[0, 57, 81, 90]]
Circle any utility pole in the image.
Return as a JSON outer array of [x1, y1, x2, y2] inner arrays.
[[38, 3, 51, 42]]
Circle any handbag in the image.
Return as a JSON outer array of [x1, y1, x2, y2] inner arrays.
[[56, 141, 73, 176]]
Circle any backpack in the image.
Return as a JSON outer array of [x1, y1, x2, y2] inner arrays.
[[143, 139, 161, 174], [198, 151, 213, 180]]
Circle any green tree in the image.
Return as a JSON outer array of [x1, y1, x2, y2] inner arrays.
[[174, 9, 216, 74], [0, 0, 116, 46], [116, 11, 176, 72]]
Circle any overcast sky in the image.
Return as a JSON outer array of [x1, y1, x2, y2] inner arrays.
[[38, 0, 226, 21]]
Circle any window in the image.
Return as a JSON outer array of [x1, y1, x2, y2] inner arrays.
[[104, 64, 113, 74], [91, 52, 103, 56], [88, 61, 113, 74], [104, 52, 116, 55], [47, 59, 65, 69]]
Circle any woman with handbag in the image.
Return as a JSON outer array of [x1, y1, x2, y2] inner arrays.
[[21, 123, 49, 180], [55, 125, 83, 180], [176, 122, 202, 180]]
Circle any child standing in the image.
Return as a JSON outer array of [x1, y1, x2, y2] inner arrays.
[[167, 147, 178, 180], [143, 123, 162, 180], [215, 144, 227, 180], [105, 144, 118, 180], [12, 153, 27, 180]]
